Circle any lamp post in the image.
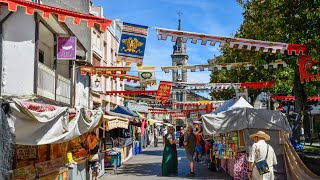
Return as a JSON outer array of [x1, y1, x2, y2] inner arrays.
[[94, 77, 100, 87]]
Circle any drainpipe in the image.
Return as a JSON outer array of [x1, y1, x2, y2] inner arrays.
[[0, 12, 13, 96]]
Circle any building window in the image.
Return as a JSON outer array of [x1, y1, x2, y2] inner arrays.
[[111, 49, 114, 62], [39, 50, 44, 64]]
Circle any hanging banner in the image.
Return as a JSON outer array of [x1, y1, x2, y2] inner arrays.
[[105, 90, 157, 96], [156, 81, 172, 103], [271, 96, 320, 101], [117, 22, 148, 67], [205, 103, 213, 113], [57, 36, 77, 60], [298, 55, 320, 83], [80, 66, 131, 75], [138, 66, 156, 87], [162, 60, 288, 73], [1, 0, 112, 31], [156, 28, 307, 55]]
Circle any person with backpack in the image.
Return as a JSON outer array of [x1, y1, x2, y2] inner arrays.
[[87, 131, 101, 180]]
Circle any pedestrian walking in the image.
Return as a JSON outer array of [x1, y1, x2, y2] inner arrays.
[[154, 127, 158, 147], [184, 126, 196, 177], [179, 127, 185, 147], [248, 131, 277, 180], [194, 127, 203, 162], [162, 126, 178, 176], [87, 132, 101, 180], [162, 126, 168, 145]]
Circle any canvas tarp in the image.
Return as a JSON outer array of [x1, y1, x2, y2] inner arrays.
[[8, 99, 103, 145], [212, 97, 253, 114], [202, 107, 291, 136]]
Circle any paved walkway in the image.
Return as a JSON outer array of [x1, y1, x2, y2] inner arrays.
[[101, 143, 231, 180]]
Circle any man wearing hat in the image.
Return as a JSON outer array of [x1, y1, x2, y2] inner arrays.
[[248, 131, 277, 180]]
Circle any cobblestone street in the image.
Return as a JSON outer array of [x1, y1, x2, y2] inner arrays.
[[102, 143, 232, 180]]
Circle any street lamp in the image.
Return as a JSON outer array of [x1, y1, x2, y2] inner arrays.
[[94, 78, 100, 87]]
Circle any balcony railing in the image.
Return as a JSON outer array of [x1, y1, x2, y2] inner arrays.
[[37, 62, 71, 104]]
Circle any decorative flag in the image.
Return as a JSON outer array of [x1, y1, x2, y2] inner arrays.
[[138, 66, 156, 87], [157, 28, 307, 55], [298, 55, 320, 83], [206, 103, 213, 113], [80, 66, 131, 75], [117, 22, 148, 67], [156, 81, 172, 103], [1, 0, 112, 31], [161, 60, 288, 73]]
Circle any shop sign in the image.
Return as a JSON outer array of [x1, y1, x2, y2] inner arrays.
[[57, 36, 77, 60], [127, 101, 148, 113], [16, 145, 38, 160]]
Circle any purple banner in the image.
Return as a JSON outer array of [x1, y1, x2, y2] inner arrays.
[[57, 36, 77, 60]]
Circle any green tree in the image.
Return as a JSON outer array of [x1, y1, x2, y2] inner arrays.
[[210, 0, 320, 134]]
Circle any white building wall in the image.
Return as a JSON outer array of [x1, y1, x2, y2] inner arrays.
[[1, 8, 35, 96]]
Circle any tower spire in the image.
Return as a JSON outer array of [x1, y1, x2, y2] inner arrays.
[[177, 11, 182, 30]]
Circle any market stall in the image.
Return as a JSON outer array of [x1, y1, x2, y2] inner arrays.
[[105, 108, 137, 164], [202, 107, 291, 180], [7, 99, 106, 180]]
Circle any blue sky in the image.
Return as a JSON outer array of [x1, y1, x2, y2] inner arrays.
[[94, 0, 244, 99]]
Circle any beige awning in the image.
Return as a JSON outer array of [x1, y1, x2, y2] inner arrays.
[[104, 115, 129, 131]]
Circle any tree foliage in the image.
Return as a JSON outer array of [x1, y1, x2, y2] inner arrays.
[[210, 0, 320, 107]]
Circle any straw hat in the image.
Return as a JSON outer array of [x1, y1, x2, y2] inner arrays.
[[249, 131, 270, 141]]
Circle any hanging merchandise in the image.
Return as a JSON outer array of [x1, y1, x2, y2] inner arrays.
[[80, 66, 131, 75], [105, 90, 157, 96], [117, 22, 148, 67], [156, 81, 172, 103], [138, 66, 156, 87], [156, 28, 307, 55], [213, 132, 239, 160], [298, 55, 320, 83], [0, 0, 112, 31]]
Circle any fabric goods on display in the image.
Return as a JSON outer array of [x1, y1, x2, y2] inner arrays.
[[234, 153, 249, 180], [156, 28, 307, 55], [298, 55, 320, 83], [138, 66, 156, 87], [117, 22, 148, 67], [156, 81, 172, 103], [80, 66, 131, 76], [8, 99, 103, 145], [0, 0, 112, 31]]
